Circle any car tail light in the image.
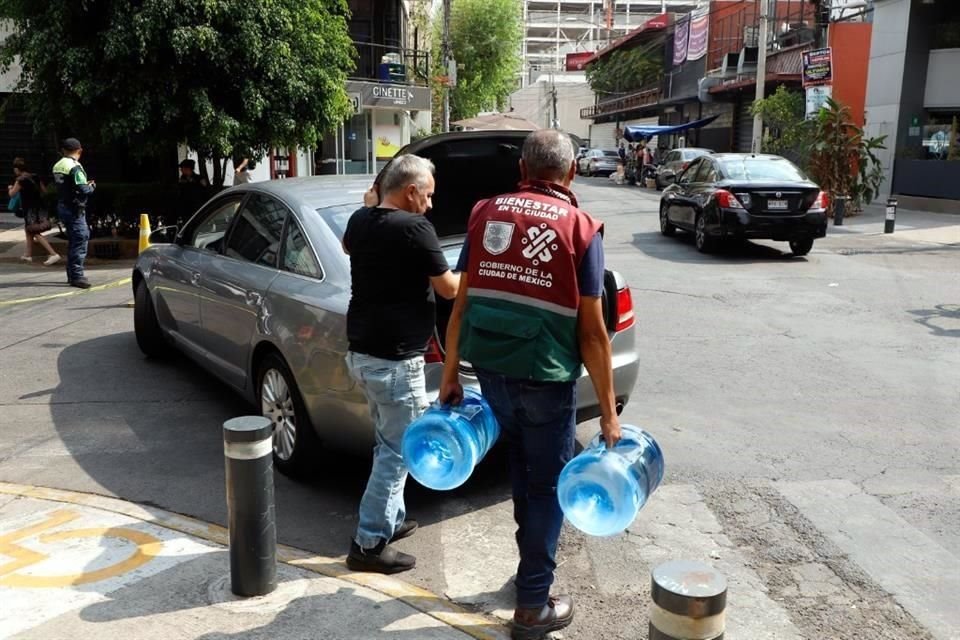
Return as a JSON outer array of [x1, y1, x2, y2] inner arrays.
[[716, 189, 745, 209], [811, 191, 829, 211], [615, 287, 635, 332], [425, 335, 444, 364]]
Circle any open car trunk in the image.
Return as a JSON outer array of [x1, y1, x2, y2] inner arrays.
[[388, 131, 626, 352]]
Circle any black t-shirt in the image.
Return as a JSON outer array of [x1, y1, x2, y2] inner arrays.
[[344, 206, 450, 360], [16, 174, 41, 211]]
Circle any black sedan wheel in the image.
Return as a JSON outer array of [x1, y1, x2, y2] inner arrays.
[[695, 214, 717, 253], [258, 352, 318, 477], [789, 238, 814, 256], [659, 203, 676, 237]]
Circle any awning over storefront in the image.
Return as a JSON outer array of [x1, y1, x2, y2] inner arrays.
[[622, 115, 719, 141]]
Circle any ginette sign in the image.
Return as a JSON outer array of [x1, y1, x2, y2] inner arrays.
[[345, 81, 432, 111], [802, 48, 833, 87]]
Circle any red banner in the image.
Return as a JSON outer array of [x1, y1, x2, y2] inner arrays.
[[566, 51, 595, 71]]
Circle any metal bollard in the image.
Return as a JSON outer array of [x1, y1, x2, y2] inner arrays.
[[649, 560, 727, 640], [223, 416, 277, 597], [833, 195, 847, 226], [885, 197, 898, 234]]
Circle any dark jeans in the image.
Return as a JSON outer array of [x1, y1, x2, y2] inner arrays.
[[58, 204, 89, 282], [475, 369, 576, 609]]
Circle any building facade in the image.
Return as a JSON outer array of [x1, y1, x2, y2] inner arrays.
[[864, 0, 960, 205]]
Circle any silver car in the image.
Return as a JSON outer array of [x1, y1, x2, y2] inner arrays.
[[133, 131, 640, 477], [577, 149, 621, 177]]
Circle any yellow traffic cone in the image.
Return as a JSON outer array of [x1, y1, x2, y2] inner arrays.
[[138, 213, 152, 254]]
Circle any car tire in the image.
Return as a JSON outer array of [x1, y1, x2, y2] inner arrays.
[[258, 351, 319, 478], [789, 238, 814, 256], [134, 280, 168, 358], [695, 214, 717, 254], [659, 203, 676, 237]]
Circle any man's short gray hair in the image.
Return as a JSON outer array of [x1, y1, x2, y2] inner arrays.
[[379, 154, 435, 195], [522, 129, 575, 181]]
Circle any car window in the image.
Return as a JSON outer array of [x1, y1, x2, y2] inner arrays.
[[316, 204, 354, 239], [281, 219, 323, 279], [718, 157, 809, 181], [602, 151, 619, 157], [679, 158, 703, 183], [225, 193, 287, 267], [187, 196, 243, 252], [697, 160, 720, 183], [668, 151, 680, 164]]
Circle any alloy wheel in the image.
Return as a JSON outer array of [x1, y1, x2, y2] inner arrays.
[[262, 368, 296, 461]]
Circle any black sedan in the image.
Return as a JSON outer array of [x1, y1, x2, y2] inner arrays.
[[659, 153, 828, 255]]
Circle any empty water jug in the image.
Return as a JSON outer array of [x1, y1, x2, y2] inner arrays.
[[558, 425, 664, 537], [402, 388, 500, 490]]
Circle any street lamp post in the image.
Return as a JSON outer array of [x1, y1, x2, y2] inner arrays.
[[751, 0, 772, 154]]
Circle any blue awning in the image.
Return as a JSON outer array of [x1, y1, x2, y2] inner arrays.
[[622, 115, 719, 142]]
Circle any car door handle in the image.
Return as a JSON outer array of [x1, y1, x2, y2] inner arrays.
[[190, 272, 201, 286], [245, 292, 263, 307]]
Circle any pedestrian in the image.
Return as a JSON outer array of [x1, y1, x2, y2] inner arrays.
[[52, 138, 95, 288], [178, 159, 208, 186], [233, 153, 253, 185], [439, 129, 621, 640], [10, 158, 61, 266], [342, 154, 460, 574]]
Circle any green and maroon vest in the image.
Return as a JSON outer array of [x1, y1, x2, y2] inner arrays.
[[460, 180, 603, 382]]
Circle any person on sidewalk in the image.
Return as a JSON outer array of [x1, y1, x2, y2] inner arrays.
[[439, 129, 622, 640], [233, 154, 253, 185], [10, 158, 61, 266], [52, 138, 95, 288], [342, 154, 460, 574]]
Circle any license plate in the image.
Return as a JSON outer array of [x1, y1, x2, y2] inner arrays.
[[768, 199, 788, 210]]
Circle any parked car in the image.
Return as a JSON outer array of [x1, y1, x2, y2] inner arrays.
[[658, 153, 828, 255], [578, 149, 621, 177], [655, 147, 714, 189], [132, 131, 640, 477]]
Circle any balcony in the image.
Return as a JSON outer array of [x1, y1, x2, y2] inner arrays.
[[351, 41, 430, 87], [580, 85, 660, 119]]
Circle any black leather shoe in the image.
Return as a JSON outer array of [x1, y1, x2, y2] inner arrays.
[[346, 540, 416, 575], [69, 279, 91, 289], [389, 520, 418, 543], [511, 595, 575, 640]]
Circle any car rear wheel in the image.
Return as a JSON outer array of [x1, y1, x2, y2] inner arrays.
[[258, 352, 318, 477], [695, 214, 717, 253], [789, 238, 814, 256], [659, 203, 676, 237], [134, 280, 168, 358]]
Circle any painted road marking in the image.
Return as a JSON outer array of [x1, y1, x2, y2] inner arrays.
[[0, 277, 131, 307], [0, 508, 162, 587]]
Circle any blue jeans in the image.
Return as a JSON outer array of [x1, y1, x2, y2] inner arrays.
[[475, 369, 576, 609], [346, 352, 429, 549], [58, 204, 89, 282]]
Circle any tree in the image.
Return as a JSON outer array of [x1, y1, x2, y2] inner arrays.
[[437, 0, 523, 121], [586, 47, 662, 96], [751, 86, 815, 167], [0, 0, 355, 186]]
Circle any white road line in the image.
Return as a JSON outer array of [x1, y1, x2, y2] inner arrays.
[[777, 479, 960, 640]]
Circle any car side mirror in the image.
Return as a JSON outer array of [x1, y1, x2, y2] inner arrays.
[[149, 225, 179, 244]]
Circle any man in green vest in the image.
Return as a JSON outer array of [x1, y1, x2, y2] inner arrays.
[[440, 129, 621, 640], [52, 138, 95, 288]]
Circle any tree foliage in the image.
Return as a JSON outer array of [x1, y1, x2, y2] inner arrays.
[[437, 0, 523, 121], [586, 47, 662, 95], [752, 86, 815, 163], [0, 0, 355, 185]]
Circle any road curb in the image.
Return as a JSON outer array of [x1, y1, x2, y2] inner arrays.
[[0, 482, 511, 640]]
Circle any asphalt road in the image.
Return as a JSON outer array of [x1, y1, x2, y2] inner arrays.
[[1, 182, 958, 639]]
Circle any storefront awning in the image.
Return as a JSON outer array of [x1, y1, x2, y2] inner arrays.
[[622, 115, 719, 142]]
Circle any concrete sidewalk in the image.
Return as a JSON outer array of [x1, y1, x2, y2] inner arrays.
[[0, 483, 509, 640], [825, 202, 960, 245]]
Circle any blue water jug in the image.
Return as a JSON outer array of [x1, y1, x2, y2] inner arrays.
[[558, 425, 664, 537], [402, 388, 500, 490]]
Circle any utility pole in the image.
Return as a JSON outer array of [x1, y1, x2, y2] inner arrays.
[[441, 0, 452, 132], [751, 0, 771, 154]]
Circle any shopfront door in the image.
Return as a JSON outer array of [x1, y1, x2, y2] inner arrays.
[[340, 111, 372, 175]]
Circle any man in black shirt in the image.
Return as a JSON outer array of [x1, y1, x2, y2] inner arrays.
[[343, 154, 459, 574]]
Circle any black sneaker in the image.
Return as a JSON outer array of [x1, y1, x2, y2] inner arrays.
[[346, 540, 416, 575], [69, 279, 91, 289], [389, 520, 418, 543]]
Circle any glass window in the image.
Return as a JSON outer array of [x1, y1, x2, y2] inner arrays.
[[679, 159, 702, 183], [187, 197, 242, 252], [225, 194, 287, 267], [281, 220, 323, 279], [718, 157, 809, 182], [697, 161, 720, 183]]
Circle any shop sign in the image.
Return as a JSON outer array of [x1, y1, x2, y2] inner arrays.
[[802, 47, 833, 87], [566, 52, 595, 71], [805, 85, 833, 119], [346, 81, 432, 111]]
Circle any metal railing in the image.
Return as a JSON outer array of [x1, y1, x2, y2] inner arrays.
[[351, 41, 430, 86], [580, 85, 660, 119], [706, 0, 817, 71]]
